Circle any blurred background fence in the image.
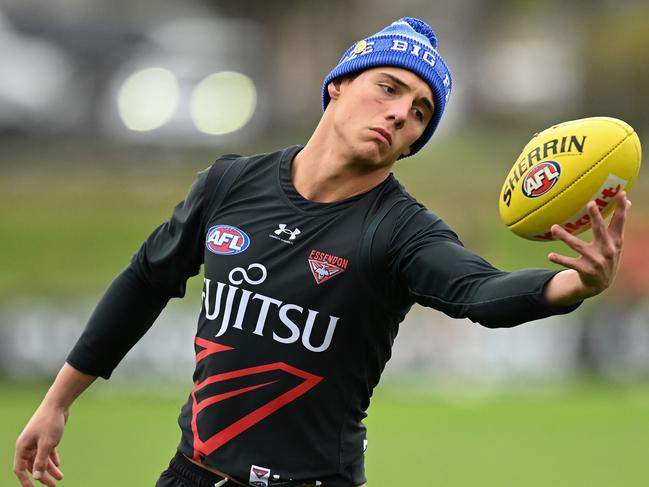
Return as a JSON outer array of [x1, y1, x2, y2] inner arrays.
[[1, 1, 649, 485]]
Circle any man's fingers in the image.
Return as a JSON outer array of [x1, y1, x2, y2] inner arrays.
[[13, 460, 34, 487], [47, 457, 64, 481], [13, 456, 56, 487], [550, 225, 587, 254], [587, 200, 608, 243], [608, 191, 630, 243], [32, 441, 54, 482], [34, 471, 56, 487], [14, 471, 33, 487], [50, 449, 60, 467], [14, 440, 36, 487], [548, 251, 581, 271]]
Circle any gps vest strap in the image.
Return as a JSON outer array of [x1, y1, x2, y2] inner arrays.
[[203, 155, 248, 229], [358, 195, 408, 303]]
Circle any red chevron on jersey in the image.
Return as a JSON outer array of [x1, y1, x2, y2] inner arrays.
[[191, 337, 323, 460], [308, 250, 348, 284]]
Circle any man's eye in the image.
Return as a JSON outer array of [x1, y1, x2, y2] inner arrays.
[[380, 84, 395, 94], [412, 108, 424, 121]]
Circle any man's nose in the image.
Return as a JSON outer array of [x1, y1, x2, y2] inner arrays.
[[386, 99, 410, 128]]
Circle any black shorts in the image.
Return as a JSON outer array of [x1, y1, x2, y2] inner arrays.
[[156, 452, 230, 487]]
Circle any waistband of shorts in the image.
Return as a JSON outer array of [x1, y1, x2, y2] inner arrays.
[[169, 451, 230, 487]]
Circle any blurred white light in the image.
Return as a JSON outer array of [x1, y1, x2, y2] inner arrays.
[[190, 71, 256, 135], [478, 39, 579, 108], [117, 67, 179, 131], [0, 28, 78, 123]]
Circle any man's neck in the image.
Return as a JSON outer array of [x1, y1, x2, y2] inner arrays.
[[292, 125, 393, 203]]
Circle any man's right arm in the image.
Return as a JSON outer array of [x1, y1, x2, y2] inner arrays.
[[14, 165, 213, 486], [66, 166, 209, 379], [14, 363, 96, 487]]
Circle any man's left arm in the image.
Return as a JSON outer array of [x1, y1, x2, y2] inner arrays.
[[390, 203, 574, 328], [544, 191, 631, 307]]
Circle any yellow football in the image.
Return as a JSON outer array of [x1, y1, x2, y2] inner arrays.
[[499, 117, 642, 241]]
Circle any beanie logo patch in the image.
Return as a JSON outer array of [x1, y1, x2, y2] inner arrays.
[[344, 40, 374, 62], [353, 39, 368, 54]]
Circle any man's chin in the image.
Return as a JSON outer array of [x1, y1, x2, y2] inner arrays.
[[351, 142, 396, 167]]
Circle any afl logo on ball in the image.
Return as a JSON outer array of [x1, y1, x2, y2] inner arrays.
[[206, 225, 250, 255], [522, 161, 561, 198]]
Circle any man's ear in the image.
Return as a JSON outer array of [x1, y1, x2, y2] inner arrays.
[[327, 78, 344, 101]]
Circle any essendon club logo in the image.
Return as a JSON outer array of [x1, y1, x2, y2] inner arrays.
[[308, 249, 348, 284]]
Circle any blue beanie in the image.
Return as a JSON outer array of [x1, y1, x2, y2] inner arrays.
[[322, 17, 452, 156]]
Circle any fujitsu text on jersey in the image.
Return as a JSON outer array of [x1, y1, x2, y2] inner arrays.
[[202, 263, 340, 353]]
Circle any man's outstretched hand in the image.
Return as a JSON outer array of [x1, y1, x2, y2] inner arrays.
[[544, 190, 631, 307]]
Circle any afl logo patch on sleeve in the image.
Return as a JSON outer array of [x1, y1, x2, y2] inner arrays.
[[522, 160, 561, 198], [206, 225, 250, 255]]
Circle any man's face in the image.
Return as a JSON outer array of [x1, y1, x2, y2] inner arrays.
[[327, 66, 434, 167]]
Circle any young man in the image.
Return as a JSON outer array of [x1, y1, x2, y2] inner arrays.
[[14, 17, 630, 487]]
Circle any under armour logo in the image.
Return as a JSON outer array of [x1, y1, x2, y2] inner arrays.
[[274, 224, 301, 240]]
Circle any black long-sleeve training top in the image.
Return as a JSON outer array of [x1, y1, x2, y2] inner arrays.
[[67, 145, 577, 486]]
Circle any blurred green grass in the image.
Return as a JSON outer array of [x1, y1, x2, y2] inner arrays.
[[2, 380, 648, 486], [0, 157, 206, 299]]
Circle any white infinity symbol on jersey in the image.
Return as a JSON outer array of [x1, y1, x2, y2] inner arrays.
[[228, 263, 267, 285]]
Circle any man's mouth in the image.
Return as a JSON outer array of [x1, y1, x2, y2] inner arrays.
[[370, 127, 392, 146]]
